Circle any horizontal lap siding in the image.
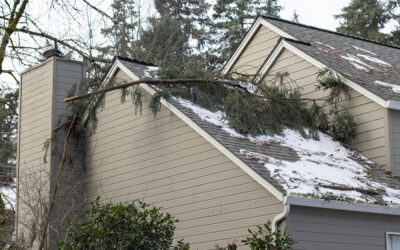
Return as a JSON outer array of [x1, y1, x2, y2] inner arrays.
[[17, 60, 53, 240], [230, 26, 280, 76], [262, 49, 389, 169], [287, 206, 400, 250], [84, 70, 283, 249]]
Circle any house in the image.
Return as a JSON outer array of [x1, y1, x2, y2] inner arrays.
[[16, 16, 400, 249]]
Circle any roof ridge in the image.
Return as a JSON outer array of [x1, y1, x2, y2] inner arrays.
[[116, 56, 156, 67], [262, 15, 400, 50]]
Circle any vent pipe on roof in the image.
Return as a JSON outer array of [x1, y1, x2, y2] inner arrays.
[[190, 87, 197, 103]]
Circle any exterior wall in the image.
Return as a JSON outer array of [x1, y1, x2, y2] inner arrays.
[[17, 59, 53, 243], [287, 205, 400, 250], [262, 48, 389, 170], [229, 25, 281, 76], [388, 110, 400, 176], [17, 57, 85, 248], [84, 69, 284, 249]]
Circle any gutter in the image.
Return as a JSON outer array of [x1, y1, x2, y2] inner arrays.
[[272, 196, 290, 232], [286, 196, 400, 216], [386, 100, 400, 111], [272, 195, 400, 232]]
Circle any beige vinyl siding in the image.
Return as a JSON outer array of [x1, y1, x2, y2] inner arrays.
[[84, 70, 283, 249], [229, 25, 281, 76], [262, 49, 389, 169], [17, 59, 53, 239]]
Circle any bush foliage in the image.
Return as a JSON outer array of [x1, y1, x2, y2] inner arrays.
[[57, 197, 189, 250]]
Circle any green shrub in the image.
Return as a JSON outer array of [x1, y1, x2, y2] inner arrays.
[[57, 197, 189, 250], [241, 221, 294, 250]]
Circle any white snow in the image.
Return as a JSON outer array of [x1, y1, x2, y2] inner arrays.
[[176, 97, 400, 206], [340, 54, 376, 71], [314, 41, 335, 50], [375, 80, 400, 94], [357, 54, 392, 67], [352, 45, 377, 56], [0, 186, 16, 210], [143, 66, 159, 78]]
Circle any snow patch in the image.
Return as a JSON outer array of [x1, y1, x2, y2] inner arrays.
[[176, 97, 400, 206], [375, 80, 400, 94], [143, 66, 159, 78], [314, 41, 335, 50], [357, 54, 392, 67], [352, 45, 377, 55], [340, 54, 376, 71]]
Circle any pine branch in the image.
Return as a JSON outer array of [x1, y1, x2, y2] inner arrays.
[[64, 78, 326, 103]]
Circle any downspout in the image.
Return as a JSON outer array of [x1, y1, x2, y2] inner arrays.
[[272, 196, 290, 232]]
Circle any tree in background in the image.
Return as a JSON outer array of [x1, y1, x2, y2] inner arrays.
[[0, 86, 18, 188], [99, 0, 138, 58], [211, 0, 282, 65], [154, 0, 210, 49], [335, 0, 390, 43]]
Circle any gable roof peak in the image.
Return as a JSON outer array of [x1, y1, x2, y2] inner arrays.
[[115, 56, 156, 67], [262, 15, 400, 50]]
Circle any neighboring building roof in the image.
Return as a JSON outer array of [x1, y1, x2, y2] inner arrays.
[[116, 57, 400, 208], [261, 16, 400, 102]]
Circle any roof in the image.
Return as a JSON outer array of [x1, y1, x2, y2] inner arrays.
[[116, 57, 400, 208], [261, 16, 400, 102], [117, 56, 156, 78]]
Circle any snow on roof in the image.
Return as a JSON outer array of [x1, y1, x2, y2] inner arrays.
[[340, 54, 376, 72], [314, 41, 335, 52], [143, 66, 159, 78], [176, 97, 400, 206], [375, 80, 400, 94], [352, 45, 377, 56], [357, 54, 392, 67]]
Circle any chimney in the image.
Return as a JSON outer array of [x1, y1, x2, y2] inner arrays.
[[42, 48, 62, 59], [17, 49, 86, 248]]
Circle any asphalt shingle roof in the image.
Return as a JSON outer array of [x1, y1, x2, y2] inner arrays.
[[118, 48, 400, 205], [117, 56, 156, 78], [262, 16, 400, 102]]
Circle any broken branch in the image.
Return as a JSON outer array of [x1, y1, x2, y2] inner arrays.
[[64, 78, 326, 102]]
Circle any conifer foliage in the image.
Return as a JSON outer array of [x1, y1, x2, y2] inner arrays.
[[211, 0, 282, 63], [335, 0, 390, 43]]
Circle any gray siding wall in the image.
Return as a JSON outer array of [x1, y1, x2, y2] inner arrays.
[[388, 110, 400, 176], [84, 69, 283, 249], [287, 205, 400, 250]]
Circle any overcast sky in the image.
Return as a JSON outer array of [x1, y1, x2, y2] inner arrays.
[[279, 0, 351, 30], [0, 0, 364, 87]]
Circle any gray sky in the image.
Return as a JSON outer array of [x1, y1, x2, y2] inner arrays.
[[0, 0, 365, 87], [279, 0, 351, 30]]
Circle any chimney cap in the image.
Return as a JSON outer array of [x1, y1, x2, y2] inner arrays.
[[43, 48, 62, 59]]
